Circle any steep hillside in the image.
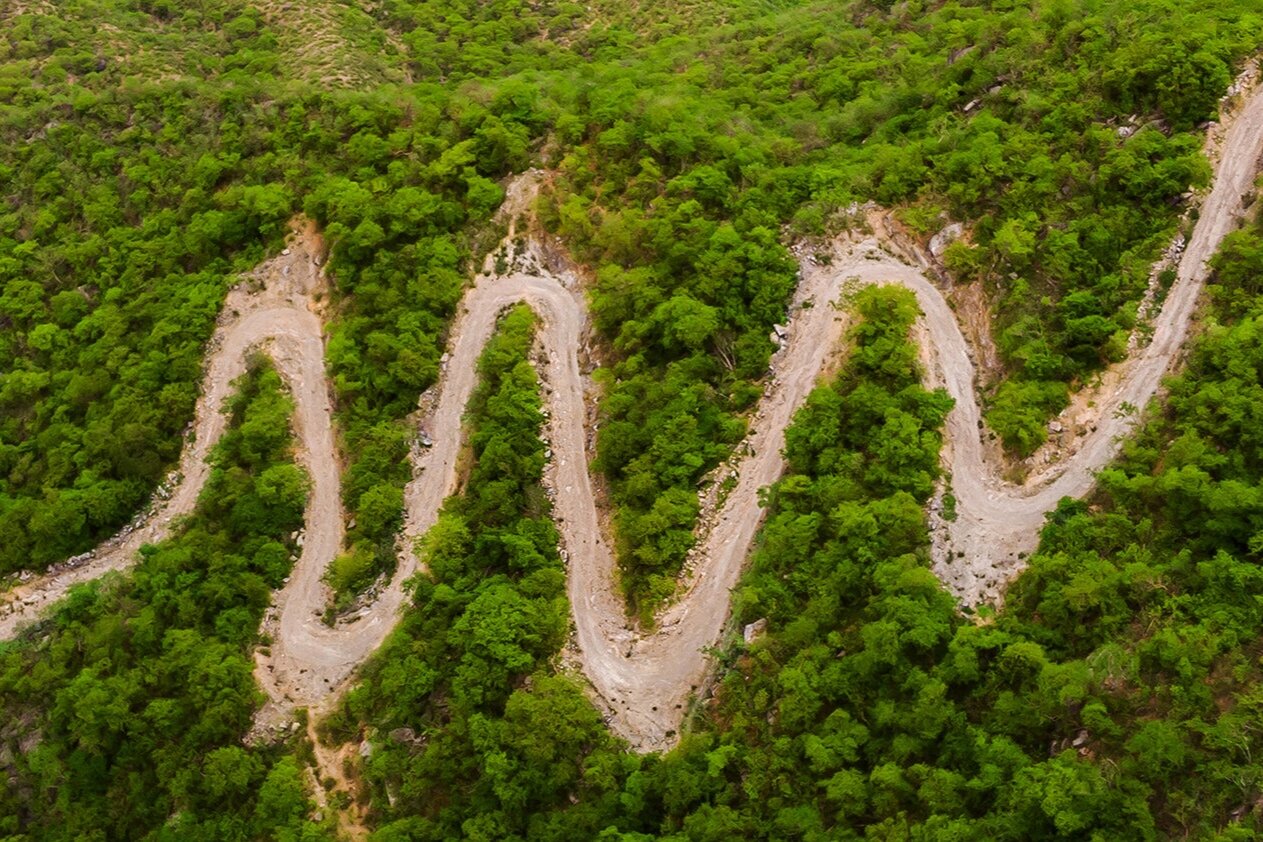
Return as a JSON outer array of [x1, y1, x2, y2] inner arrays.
[[4, 1, 1263, 838]]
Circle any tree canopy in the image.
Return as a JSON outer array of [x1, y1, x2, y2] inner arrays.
[[6, 0, 1263, 837]]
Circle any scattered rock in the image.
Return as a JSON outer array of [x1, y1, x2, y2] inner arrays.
[[929, 222, 964, 258], [743, 618, 768, 644]]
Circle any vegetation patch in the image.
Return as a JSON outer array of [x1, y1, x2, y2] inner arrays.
[[0, 359, 328, 839]]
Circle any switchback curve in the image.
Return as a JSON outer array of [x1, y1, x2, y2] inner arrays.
[[3, 78, 1262, 755]]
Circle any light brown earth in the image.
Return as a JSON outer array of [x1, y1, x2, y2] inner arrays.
[[3, 75, 1263, 762]]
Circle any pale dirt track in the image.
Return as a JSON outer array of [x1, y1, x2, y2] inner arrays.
[[3, 81, 1263, 756], [0, 227, 334, 640]]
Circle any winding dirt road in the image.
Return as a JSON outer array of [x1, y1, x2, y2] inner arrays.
[[4, 78, 1263, 755], [0, 230, 333, 640]]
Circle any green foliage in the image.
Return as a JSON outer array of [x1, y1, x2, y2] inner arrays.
[[0, 86, 295, 575], [350, 263, 1263, 839], [633, 252, 1263, 839], [298, 87, 559, 603], [10, 0, 1263, 837], [986, 379, 1070, 457], [324, 304, 626, 837], [0, 360, 329, 839], [540, 0, 1261, 596], [9, 0, 1260, 598], [0, 13, 551, 594]]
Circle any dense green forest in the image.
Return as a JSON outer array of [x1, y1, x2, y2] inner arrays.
[[333, 266, 1263, 840], [543, 0, 1262, 607], [318, 303, 600, 837], [6, 0, 1262, 605], [6, 0, 1263, 838], [0, 359, 330, 839]]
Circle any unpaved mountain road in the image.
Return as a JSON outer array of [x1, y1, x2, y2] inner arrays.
[[4, 79, 1263, 755], [928, 67, 1263, 606], [0, 227, 334, 640]]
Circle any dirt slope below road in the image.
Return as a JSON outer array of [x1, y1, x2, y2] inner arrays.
[[5, 80, 1263, 757]]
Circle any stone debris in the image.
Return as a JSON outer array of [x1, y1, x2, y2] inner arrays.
[[929, 222, 964, 258], [743, 618, 768, 644]]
